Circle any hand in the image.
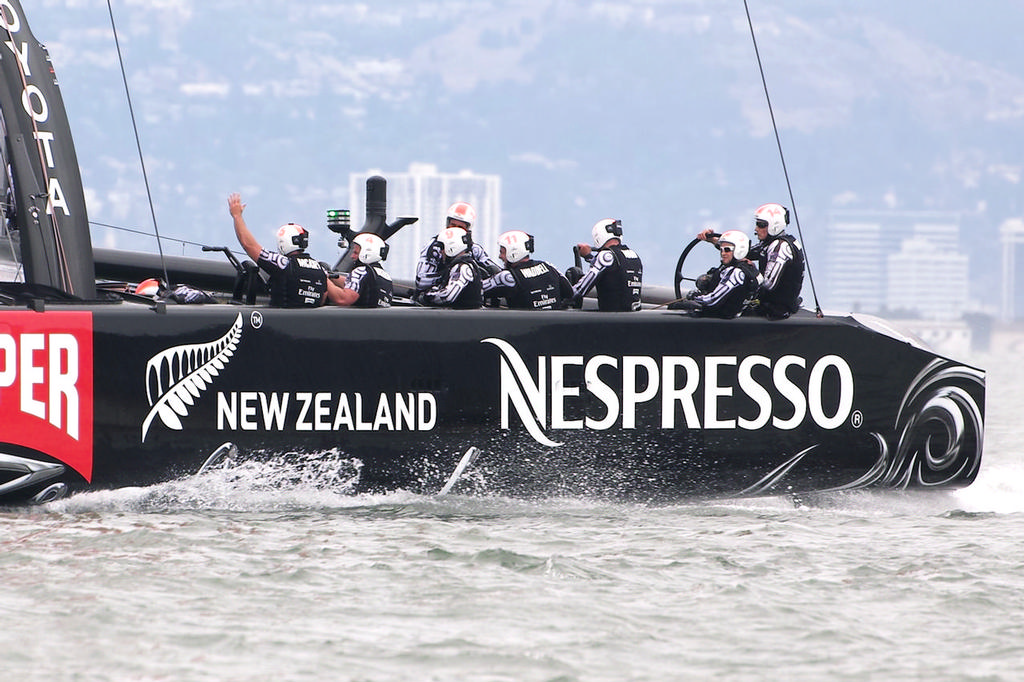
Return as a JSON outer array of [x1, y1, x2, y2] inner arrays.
[[565, 266, 583, 285], [575, 243, 592, 258], [228, 193, 245, 217], [697, 228, 716, 243], [686, 289, 698, 300]]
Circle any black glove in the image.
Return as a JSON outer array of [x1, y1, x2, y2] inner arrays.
[[565, 266, 583, 286], [685, 289, 698, 300]]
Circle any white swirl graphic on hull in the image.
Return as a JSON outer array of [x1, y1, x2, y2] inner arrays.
[[880, 359, 985, 488], [737, 358, 984, 497]]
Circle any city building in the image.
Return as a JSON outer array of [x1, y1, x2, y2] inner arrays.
[[822, 219, 885, 314], [348, 163, 502, 281], [886, 237, 968, 320], [824, 211, 967, 319], [999, 218, 1024, 322]]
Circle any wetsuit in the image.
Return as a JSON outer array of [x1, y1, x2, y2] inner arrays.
[[416, 237, 501, 293], [687, 259, 760, 319], [751, 233, 805, 319], [421, 253, 483, 309]]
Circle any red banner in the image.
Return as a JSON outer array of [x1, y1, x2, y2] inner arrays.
[[0, 311, 93, 481]]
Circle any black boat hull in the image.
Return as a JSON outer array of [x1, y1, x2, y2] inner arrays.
[[0, 305, 985, 503]]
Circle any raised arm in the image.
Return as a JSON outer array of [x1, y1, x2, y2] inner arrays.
[[228, 193, 262, 262]]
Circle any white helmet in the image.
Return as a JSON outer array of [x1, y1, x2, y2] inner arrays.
[[276, 223, 309, 255], [754, 203, 789, 237], [446, 201, 476, 228], [497, 230, 534, 263], [352, 233, 388, 265], [591, 218, 623, 248], [439, 227, 471, 258], [719, 229, 750, 260]]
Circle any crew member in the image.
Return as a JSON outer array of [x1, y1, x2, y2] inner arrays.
[[415, 201, 501, 296], [335, 233, 393, 307], [419, 227, 483, 308], [749, 202, 805, 319], [569, 218, 643, 311], [228, 192, 345, 307], [482, 230, 573, 309], [669, 229, 759, 318]]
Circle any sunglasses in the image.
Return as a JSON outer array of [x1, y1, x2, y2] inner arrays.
[[755, 219, 769, 229], [720, 245, 734, 253]]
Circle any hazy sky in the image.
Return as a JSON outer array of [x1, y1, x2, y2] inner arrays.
[[23, 1, 1024, 292]]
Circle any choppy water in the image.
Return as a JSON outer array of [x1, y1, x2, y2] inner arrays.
[[3, 350, 1021, 682]]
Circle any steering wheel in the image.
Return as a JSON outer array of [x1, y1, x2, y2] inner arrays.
[[673, 233, 719, 300]]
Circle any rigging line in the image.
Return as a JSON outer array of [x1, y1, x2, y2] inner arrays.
[[2, 22, 74, 292], [91, 220, 247, 258], [742, 0, 823, 317], [92, 221, 208, 248], [106, 0, 170, 288]]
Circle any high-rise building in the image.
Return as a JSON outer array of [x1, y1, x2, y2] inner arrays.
[[348, 163, 501, 282], [886, 237, 968, 320], [822, 219, 885, 314], [999, 218, 1024, 321], [824, 211, 968, 319]]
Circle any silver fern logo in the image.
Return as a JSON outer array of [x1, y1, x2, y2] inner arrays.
[[141, 313, 244, 442]]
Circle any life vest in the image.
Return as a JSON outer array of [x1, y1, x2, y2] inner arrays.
[[506, 259, 568, 309], [269, 254, 327, 308], [353, 263, 393, 308], [756, 234, 805, 316], [597, 244, 643, 312]]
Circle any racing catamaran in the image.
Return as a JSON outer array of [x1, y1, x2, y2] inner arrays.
[[0, 0, 984, 504]]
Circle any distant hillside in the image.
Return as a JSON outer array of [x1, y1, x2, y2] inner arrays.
[[30, 0, 1024, 295]]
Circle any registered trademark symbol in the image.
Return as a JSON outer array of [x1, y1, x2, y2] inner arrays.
[[851, 410, 863, 428], [250, 311, 263, 329]]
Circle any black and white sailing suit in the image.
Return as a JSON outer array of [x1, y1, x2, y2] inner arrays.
[[572, 244, 643, 311], [415, 237, 501, 293], [687, 259, 760, 319], [344, 262, 393, 308], [420, 253, 483, 309], [482, 259, 573, 309], [749, 233, 804, 319], [257, 249, 328, 307]]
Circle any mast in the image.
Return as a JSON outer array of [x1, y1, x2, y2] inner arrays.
[[0, 0, 95, 298]]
